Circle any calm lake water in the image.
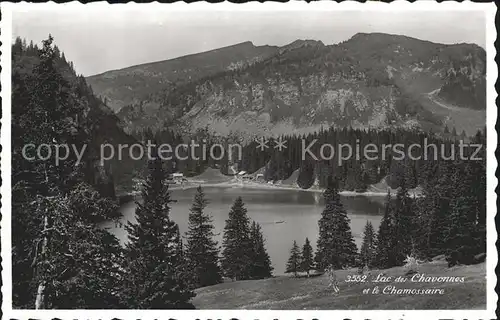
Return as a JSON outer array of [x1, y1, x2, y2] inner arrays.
[[101, 186, 386, 274]]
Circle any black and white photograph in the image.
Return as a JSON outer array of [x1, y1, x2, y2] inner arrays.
[[0, 2, 496, 319]]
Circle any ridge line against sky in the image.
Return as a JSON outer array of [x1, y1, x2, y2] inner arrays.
[[12, 9, 486, 76]]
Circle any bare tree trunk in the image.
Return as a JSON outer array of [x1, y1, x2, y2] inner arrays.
[[35, 282, 45, 309], [35, 216, 49, 309]]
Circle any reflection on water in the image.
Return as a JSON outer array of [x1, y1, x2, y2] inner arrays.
[[102, 187, 386, 274]]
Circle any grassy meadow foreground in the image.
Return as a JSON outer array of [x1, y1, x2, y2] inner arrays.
[[193, 259, 486, 310]]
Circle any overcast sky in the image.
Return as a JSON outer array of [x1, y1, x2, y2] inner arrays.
[[13, 9, 486, 76]]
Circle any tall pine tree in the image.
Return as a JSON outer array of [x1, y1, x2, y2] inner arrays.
[[249, 221, 274, 279], [185, 186, 223, 288], [392, 178, 415, 264], [123, 155, 194, 308], [221, 197, 253, 280], [12, 36, 125, 309], [285, 241, 302, 277], [315, 178, 358, 270], [300, 238, 315, 276], [374, 191, 397, 269], [360, 221, 377, 269]]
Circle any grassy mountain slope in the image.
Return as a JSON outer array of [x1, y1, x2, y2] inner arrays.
[[193, 260, 485, 310]]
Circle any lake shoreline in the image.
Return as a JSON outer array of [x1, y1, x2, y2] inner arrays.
[[108, 185, 390, 274], [125, 180, 420, 197], [117, 178, 422, 205]]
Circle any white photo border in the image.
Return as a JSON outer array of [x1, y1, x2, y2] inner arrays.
[[0, 1, 497, 319]]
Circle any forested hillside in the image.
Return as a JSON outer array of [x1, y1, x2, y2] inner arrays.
[[133, 124, 484, 192], [13, 37, 139, 196], [11, 36, 136, 308]]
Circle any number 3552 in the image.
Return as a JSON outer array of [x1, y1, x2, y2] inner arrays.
[[345, 275, 368, 282]]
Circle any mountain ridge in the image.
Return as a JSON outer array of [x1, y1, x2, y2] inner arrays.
[[86, 32, 486, 137], [88, 41, 270, 77], [87, 40, 279, 111]]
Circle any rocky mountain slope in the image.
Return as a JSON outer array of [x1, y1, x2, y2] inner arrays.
[[87, 41, 279, 112], [87, 33, 486, 138]]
